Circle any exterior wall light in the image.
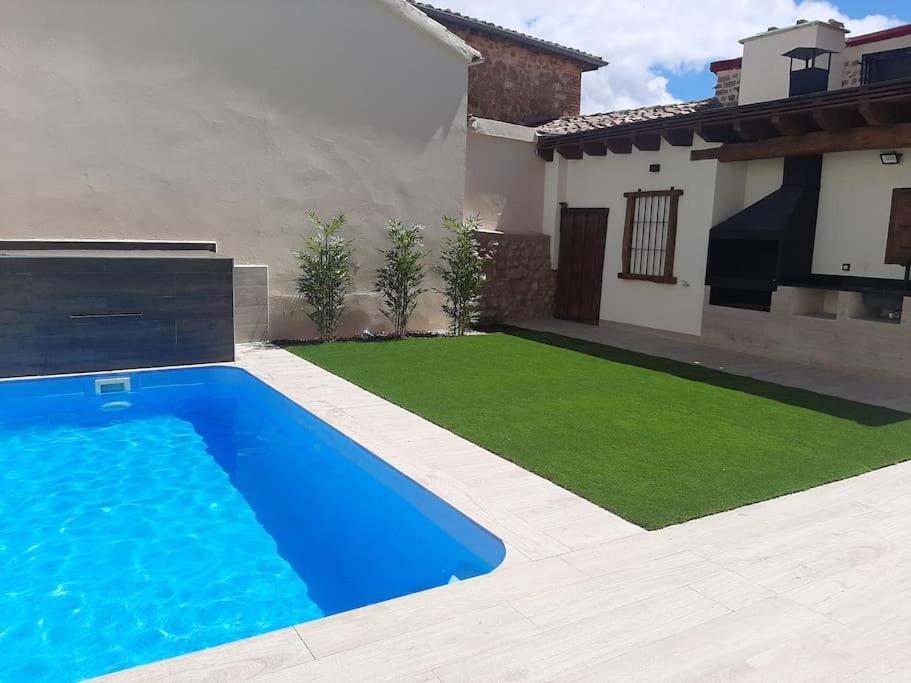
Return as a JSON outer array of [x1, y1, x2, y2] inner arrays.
[[880, 151, 903, 165]]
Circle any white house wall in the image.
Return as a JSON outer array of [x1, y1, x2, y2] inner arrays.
[[0, 0, 472, 339], [557, 141, 719, 336], [465, 122, 545, 234], [813, 149, 911, 279]]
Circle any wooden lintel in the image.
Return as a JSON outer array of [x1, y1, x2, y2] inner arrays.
[[663, 128, 694, 147], [709, 123, 911, 162], [812, 108, 855, 132], [733, 117, 777, 141], [537, 147, 555, 161], [633, 134, 661, 152], [770, 112, 813, 136], [858, 100, 902, 127], [606, 138, 633, 154], [583, 142, 608, 156], [557, 144, 584, 160]]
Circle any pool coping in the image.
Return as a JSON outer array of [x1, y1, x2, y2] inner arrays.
[[90, 343, 643, 681]]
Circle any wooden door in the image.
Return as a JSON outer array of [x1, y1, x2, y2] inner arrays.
[[886, 188, 911, 265], [554, 206, 609, 325]]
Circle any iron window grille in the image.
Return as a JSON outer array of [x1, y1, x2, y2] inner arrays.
[[619, 188, 683, 284]]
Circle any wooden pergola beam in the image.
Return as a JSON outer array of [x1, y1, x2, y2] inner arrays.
[[537, 147, 555, 161], [690, 123, 911, 162], [606, 138, 633, 154], [771, 112, 814, 136]]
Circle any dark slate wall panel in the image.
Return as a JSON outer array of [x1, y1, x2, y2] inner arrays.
[[0, 256, 235, 378]]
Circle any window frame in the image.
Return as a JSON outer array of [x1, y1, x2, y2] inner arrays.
[[618, 188, 683, 285], [861, 46, 911, 86]]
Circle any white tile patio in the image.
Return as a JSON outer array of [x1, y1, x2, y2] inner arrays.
[[97, 342, 911, 682], [515, 317, 911, 413]]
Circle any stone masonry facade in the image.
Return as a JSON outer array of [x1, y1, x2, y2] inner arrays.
[[713, 68, 742, 107], [444, 25, 585, 125], [476, 232, 556, 323], [842, 59, 862, 88], [713, 59, 871, 105]]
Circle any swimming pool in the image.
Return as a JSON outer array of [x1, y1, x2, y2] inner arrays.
[[0, 366, 505, 681]]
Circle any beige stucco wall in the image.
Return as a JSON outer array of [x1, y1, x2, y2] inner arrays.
[[545, 140, 719, 336], [465, 119, 545, 234], [738, 22, 847, 105], [0, 0, 473, 339], [813, 149, 911, 279]]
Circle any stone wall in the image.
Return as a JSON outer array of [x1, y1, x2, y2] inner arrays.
[[713, 68, 741, 106], [476, 232, 555, 323], [842, 59, 862, 88], [444, 25, 584, 125]]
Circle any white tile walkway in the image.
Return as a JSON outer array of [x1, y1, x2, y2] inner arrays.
[[98, 342, 911, 682], [515, 317, 911, 413]]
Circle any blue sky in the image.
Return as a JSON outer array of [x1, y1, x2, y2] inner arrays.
[[439, 0, 910, 113]]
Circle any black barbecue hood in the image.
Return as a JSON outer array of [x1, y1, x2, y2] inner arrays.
[[709, 185, 809, 241]]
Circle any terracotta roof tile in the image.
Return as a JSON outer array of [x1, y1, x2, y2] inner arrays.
[[538, 99, 718, 136]]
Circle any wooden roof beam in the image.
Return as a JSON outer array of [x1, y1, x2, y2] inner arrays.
[[812, 107, 855, 132], [663, 128, 695, 147], [633, 134, 661, 152], [537, 147, 555, 161], [733, 117, 777, 141], [771, 112, 814, 136], [583, 142, 608, 156], [606, 138, 633, 154], [858, 100, 904, 126], [557, 144, 584, 160], [697, 122, 742, 143]]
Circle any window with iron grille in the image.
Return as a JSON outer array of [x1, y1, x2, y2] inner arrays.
[[619, 188, 682, 284]]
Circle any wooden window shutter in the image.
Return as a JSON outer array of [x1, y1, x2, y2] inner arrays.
[[886, 187, 911, 265]]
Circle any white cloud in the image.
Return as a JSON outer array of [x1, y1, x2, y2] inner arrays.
[[434, 0, 906, 113]]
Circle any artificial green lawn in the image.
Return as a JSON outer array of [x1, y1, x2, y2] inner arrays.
[[288, 330, 911, 529]]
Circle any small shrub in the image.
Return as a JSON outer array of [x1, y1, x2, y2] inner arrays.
[[437, 215, 486, 336], [294, 211, 353, 342], [375, 219, 428, 338]]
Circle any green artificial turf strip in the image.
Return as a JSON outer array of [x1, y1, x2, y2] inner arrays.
[[287, 330, 911, 529]]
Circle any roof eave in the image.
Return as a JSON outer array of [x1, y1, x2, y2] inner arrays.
[[412, 2, 607, 69]]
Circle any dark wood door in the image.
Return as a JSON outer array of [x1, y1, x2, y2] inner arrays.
[[554, 206, 609, 325], [886, 188, 911, 265]]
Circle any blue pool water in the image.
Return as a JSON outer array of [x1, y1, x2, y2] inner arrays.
[[0, 367, 505, 681]]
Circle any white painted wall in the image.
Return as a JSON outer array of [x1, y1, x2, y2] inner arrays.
[[743, 159, 784, 207], [738, 22, 847, 105], [0, 0, 474, 339], [813, 149, 911, 279], [550, 140, 719, 336], [465, 119, 545, 234]]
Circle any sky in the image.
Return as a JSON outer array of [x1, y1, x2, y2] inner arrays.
[[436, 0, 910, 114]]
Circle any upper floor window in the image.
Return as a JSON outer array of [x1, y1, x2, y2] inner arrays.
[[619, 189, 683, 284], [861, 47, 911, 85]]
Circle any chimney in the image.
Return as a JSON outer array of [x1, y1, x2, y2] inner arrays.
[[737, 20, 848, 105]]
